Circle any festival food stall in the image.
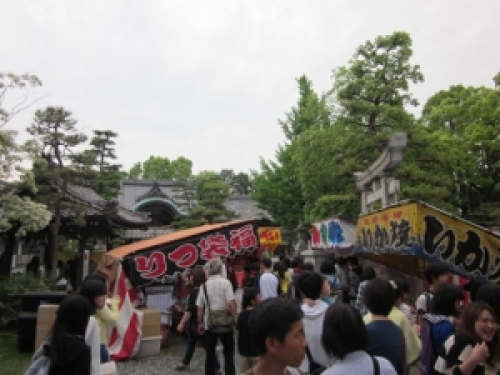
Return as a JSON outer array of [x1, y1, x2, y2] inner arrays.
[[354, 200, 500, 283], [96, 218, 279, 360]]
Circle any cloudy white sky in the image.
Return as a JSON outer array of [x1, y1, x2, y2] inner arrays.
[[2, 1, 499, 175]]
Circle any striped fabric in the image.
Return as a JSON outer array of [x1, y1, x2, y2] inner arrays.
[[107, 263, 142, 361]]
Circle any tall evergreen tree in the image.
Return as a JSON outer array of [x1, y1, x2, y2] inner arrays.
[[26, 106, 87, 271]]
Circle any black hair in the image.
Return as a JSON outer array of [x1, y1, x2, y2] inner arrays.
[[291, 256, 303, 268], [79, 279, 107, 313], [424, 263, 450, 284], [50, 295, 91, 368], [301, 262, 314, 271], [337, 257, 347, 267], [392, 278, 409, 300], [283, 257, 291, 269], [322, 303, 367, 359], [242, 287, 260, 309], [250, 297, 304, 355], [430, 283, 463, 316], [83, 272, 106, 284], [320, 260, 335, 275], [476, 284, 500, 319], [364, 278, 395, 316], [261, 257, 272, 268], [277, 261, 287, 280], [360, 266, 376, 282], [296, 271, 323, 300]]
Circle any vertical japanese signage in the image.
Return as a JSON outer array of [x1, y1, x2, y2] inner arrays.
[[125, 222, 260, 285]]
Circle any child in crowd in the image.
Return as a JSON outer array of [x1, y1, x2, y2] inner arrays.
[[415, 264, 451, 324], [236, 287, 262, 373]]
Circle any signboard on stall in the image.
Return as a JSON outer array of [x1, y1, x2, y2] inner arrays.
[[123, 222, 260, 285], [355, 200, 500, 283], [257, 227, 282, 248], [310, 217, 356, 256]]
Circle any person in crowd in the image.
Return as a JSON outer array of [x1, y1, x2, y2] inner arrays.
[[416, 264, 451, 324], [197, 257, 237, 375], [236, 287, 261, 373], [321, 303, 397, 375], [321, 276, 334, 305], [275, 261, 292, 297], [175, 267, 221, 373], [291, 256, 304, 300], [364, 284, 421, 371], [476, 283, 500, 318], [301, 262, 314, 271], [79, 279, 117, 368], [296, 271, 333, 374], [364, 278, 406, 375], [391, 279, 413, 321], [346, 257, 362, 306], [48, 295, 92, 375], [434, 302, 499, 375], [244, 298, 306, 375], [320, 260, 341, 301], [256, 257, 279, 300], [355, 266, 377, 316], [335, 257, 349, 303], [476, 283, 500, 373], [425, 283, 463, 350]]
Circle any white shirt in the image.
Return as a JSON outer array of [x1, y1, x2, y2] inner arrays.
[[322, 350, 397, 375], [416, 291, 433, 314], [196, 275, 235, 327], [259, 271, 279, 300], [84, 316, 101, 375]]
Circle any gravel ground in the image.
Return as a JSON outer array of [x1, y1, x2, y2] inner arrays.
[[117, 333, 206, 375]]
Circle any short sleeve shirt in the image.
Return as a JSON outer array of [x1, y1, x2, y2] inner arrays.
[[196, 275, 235, 327]]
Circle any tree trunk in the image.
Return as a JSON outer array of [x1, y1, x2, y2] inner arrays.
[[0, 232, 16, 277], [49, 200, 62, 275]]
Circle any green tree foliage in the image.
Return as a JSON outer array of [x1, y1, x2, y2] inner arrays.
[[142, 156, 171, 179], [421, 84, 500, 225], [332, 31, 424, 137], [0, 73, 51, 276], [252, 75, 326, 228], [0, 193, 52, 276], [128, 162, 142, 179], [26, 106, 88, 271], [173, 171, 235, 228], [220, 169, 253, 195], [88, 130, 123, 199], [252, 144, 306, 228]]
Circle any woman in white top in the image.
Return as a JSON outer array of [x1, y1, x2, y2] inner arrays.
[[321, 303, 397, 375]]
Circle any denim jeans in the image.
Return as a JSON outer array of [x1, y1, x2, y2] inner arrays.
[[182, 330, 220, 370], [205, 329, 235, 375], [100, 344, 110, 363]]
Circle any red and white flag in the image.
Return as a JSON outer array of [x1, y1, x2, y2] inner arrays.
[[108, 263, 142, 361]]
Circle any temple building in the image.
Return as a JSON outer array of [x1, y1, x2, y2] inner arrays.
[[117, 179, 269, 240]]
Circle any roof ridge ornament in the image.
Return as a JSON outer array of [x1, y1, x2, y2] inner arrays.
[[136, 181, 168, 202]]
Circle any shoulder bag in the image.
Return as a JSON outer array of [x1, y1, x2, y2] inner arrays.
[[203, 282, 233, 334]]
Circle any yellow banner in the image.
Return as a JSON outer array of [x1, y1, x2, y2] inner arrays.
[[356, 201, 500, 282], [356, 202, 420, 252], [416, 205, 500, 282], [258, 227, 282, 247]]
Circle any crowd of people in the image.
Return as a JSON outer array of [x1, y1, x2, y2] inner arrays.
[[173, 256, 500, 375], [25, 254, 500, 375]]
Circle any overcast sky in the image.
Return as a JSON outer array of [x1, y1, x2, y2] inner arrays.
[[2, 1, 499, 175]]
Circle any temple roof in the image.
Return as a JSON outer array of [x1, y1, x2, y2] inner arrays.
[[63, 183, 151, 227]]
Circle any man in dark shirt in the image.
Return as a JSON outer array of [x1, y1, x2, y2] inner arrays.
[[236, 287, 261, 372], [364, 278, 405, 375]]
